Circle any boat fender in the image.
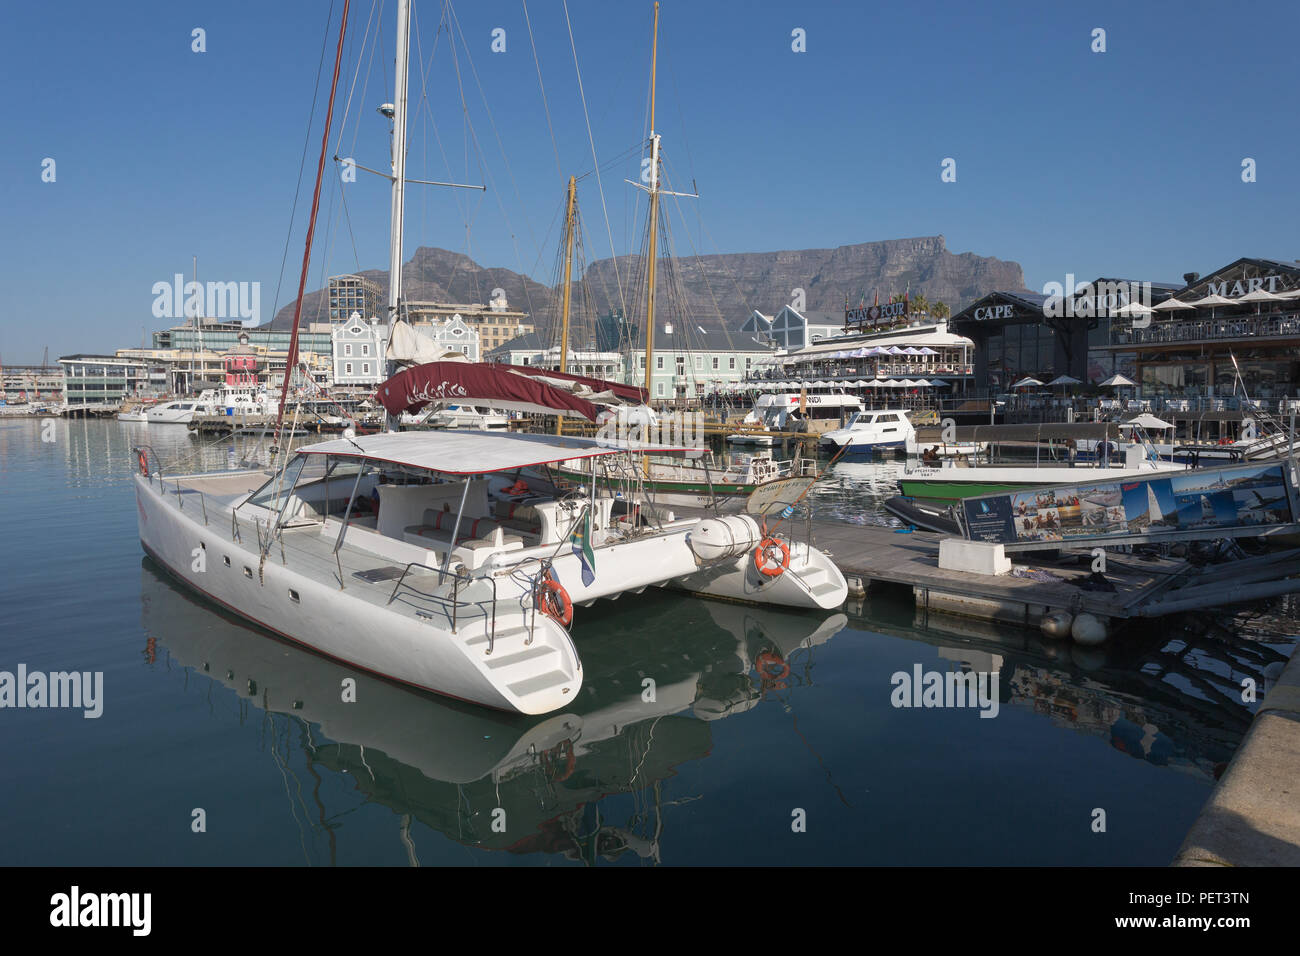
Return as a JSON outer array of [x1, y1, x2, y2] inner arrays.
[[1040, 610, 1073, 640], [754, 537, 791, 577], [137, 449, 149, 476], [1071, 613, 1109, 646], [536, 573, 573, 628]]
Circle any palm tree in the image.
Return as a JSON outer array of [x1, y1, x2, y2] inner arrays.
[[932, 301, 951, 319]]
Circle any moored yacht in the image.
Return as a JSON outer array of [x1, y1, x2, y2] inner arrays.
[[133, 365, 848, 716], [819, 408, 915, 457]]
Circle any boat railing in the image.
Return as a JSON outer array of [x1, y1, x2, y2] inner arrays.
[[386, 561, 498, 646]]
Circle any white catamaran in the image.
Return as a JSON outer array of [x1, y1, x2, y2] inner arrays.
[[133, 0, 846, 717]]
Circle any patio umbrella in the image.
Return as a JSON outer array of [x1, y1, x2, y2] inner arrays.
[[1153, 298, 1194, 311], [1123, 413, 1174, 431], [929, 379, 951, 387], [1238, 288, 1282, 314], [1098, 373, 1137, 387], [1193, 293, 1234, 319], [1011, 376, 1044, 389], [1113, 302, 1153, 316], [911, 378, 932, 387], [1277, 287, 1300, 299], [917, 347, 938, 355], [852, 379, 870, 387], [1046, 374, 1081, 386]]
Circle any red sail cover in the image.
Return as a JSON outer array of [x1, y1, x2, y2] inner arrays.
[[505, 365, 647, 404], [376, 362, 603, 420]]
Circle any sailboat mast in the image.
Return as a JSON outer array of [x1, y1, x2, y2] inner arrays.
[[388, 0, 411, 326], [556, 175, 577, 436], [641, 1, 661, 407]]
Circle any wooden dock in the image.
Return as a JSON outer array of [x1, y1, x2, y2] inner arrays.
[[803, 521, 1194, 628], [669, 505, 1300, 636]]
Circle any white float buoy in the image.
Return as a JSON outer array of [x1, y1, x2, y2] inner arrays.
[[1071, 612, 1110, 646], [1040, 610, 1074, 640]]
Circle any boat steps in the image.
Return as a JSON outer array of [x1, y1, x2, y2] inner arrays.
[[508, 670, 574, 698]]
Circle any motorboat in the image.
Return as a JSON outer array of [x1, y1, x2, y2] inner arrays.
[[727, 392, 862, 445], [819, 408, 915, 457]]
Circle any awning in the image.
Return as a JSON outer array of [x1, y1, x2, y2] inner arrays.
[[1122, 414, 1175, 430], [376, 362, 601, 419], [298, 430, 697, 475]]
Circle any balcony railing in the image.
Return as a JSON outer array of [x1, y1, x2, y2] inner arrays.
[[1112, 310, 1300, 347]]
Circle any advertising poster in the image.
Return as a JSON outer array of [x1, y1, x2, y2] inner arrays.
[[960, 462, 1294, 545]]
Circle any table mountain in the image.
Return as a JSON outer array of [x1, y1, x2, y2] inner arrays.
[[272, 235, 1024, 334]]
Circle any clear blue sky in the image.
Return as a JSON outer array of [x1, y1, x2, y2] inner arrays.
[[3, 0, 1297, 362]]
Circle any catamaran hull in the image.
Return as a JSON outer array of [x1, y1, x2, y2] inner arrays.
[[134, 475, 579, 714]]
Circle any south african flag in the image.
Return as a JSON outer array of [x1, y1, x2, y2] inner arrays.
[[571, 509, 596, 586]]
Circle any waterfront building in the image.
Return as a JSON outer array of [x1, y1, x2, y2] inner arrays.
[[406, 294, 534, 354], [952, 280, 1179, 392], [332, 313, 391, 388], [1097, 257, 1300, 403], [629, 326, 772, 400], [327, 274, 383, 324], [753, 320, 975, 396], [486, 331, 624, 381], [1, 365, 64, 404], [758, 306, 844, 350], [153, 320, 334, 360], [58, 355, 150, 408]]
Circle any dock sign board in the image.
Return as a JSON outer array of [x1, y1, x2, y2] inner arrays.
[[960, 461, 1298, 548]]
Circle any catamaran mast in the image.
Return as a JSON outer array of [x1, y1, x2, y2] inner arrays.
[[387, 0, 411, 328], [556, 175, 577, 436], [641, 2, 661, 408]]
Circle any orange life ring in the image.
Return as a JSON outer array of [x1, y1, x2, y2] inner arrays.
[[754, 536, 790, 577], [755, 650, 790, 682], [542, 738, 576, 782], [137, 449, 149, 476], [536, 573, 574, 628]]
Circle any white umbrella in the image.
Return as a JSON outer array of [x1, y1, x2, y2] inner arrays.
[[1011, 376, 1044, 388], [1123, 413, 1174, 431], [852, 379, 870, 387], [1276, 287, 1300, 299], [930, 379, 951, 387], [1238, 288, 1282, 314], [1113, 302, 1154, 316], [863, 380, 885, 388], [1153, 298, 1194, 311], [887, 346, 907, 355], [1193, 293, 1234, 318], [912, 378, 933, 387], [1099, 373, 1137, 387], [917, 347, 938, 355], [1046, 374, 1082, 386]]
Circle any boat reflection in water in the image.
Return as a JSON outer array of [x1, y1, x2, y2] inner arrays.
[[848, 593, 1291, 781], [139, 559, 846, 864]]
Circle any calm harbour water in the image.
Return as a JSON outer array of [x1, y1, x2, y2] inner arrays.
[[0, 417, 1293, 866]]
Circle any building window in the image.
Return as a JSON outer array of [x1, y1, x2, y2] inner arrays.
[[695, 355, 703, 370], [361, 344, 369, 355], [345, 363, 353, 375], [344, 344, 352, 356], [656, 356, 663, 370], [729, 357, 736, 370], [362, 363, 370, 375], [656, 383, 665, 396], [712, 357, 719, 370]]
